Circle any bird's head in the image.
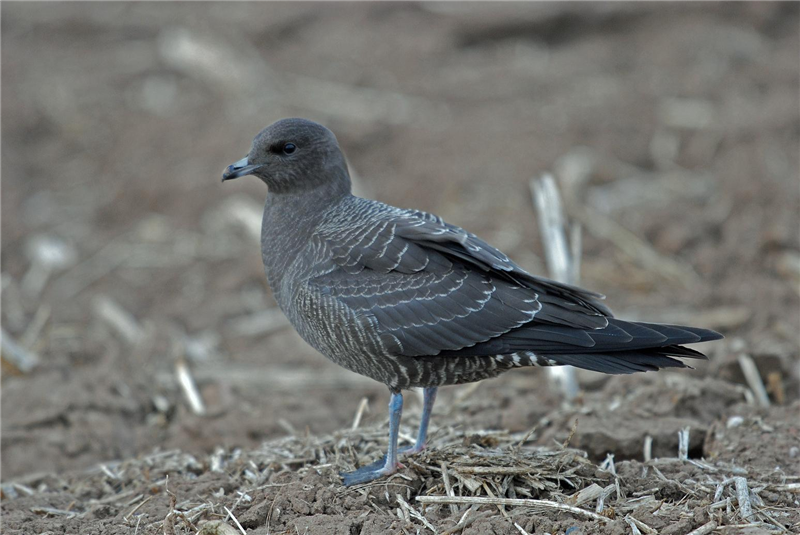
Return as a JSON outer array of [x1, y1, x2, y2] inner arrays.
[[222, 118, 350, 195]]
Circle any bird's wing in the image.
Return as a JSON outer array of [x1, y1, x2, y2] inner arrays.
[[308, 200, 611, 357], [395, 208, 613, 318]]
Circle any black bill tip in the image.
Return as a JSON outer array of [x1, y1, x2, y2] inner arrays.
[[221, 156, 260, 182]]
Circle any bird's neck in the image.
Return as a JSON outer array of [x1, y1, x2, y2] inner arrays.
[[260, 179, 351, 290]]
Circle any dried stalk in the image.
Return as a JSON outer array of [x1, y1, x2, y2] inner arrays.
[[737, 353, 770, 408], [415, 495, 611, 523], [176, 358, 206, 416], [1, 328, 40, 373], [531, 173, 580, 400], [685, 521, 718, 535], [678, 427, 690, 461], [351, 397, 370, 430]]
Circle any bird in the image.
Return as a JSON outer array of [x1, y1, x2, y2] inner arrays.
[[222, 118, 722, 486]]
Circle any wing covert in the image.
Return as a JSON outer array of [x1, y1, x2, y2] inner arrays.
[[309, 197, 612, 357]]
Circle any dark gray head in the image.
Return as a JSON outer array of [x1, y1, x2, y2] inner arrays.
[[222, 118, 351, 195]]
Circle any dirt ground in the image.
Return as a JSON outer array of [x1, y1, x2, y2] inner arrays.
[[2, 3, 799, 534]]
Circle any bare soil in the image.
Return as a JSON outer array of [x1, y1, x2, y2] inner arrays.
[[2, 3, 798, 534]]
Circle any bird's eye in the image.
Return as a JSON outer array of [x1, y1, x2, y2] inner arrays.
[[282, 143, 297, 155]]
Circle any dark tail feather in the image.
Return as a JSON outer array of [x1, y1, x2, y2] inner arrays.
[[440, 318, 722, 374], [544, 349, 698, 374], [539, 321, 722, 375], [636, 321, 723, 344]]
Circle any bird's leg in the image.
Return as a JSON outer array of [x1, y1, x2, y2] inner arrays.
[[340, 391, 403, 486], [401, 387, 438, 455]]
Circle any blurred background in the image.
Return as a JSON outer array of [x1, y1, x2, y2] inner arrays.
[[2, 2, 798, 481]]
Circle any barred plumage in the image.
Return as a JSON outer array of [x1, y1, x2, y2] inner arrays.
[[222, 118, 722, 485]]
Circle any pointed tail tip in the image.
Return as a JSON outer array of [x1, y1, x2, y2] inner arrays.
[[693, 326, 725, 343], [653, 322, 724, 344]]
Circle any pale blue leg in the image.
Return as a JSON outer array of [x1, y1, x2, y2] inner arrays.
[[402, 387, 438, 455], [340, 391, 403, 486]]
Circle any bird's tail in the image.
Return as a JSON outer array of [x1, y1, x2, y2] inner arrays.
[[493, 320, 722, 375]]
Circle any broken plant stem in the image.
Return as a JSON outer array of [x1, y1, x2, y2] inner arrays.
[[416, 495, 611, 523]]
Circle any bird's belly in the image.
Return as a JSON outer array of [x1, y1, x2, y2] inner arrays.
[[283, 285, 405, 387], [276, 283, 515, 389], [392, 354, 514, 388]]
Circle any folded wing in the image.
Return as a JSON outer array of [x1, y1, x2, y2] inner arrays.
[[310, 200, 615, 357]]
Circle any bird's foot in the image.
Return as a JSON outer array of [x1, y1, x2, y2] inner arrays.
[[340, 455, 403, 486], [340, 443, 426, 486]]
